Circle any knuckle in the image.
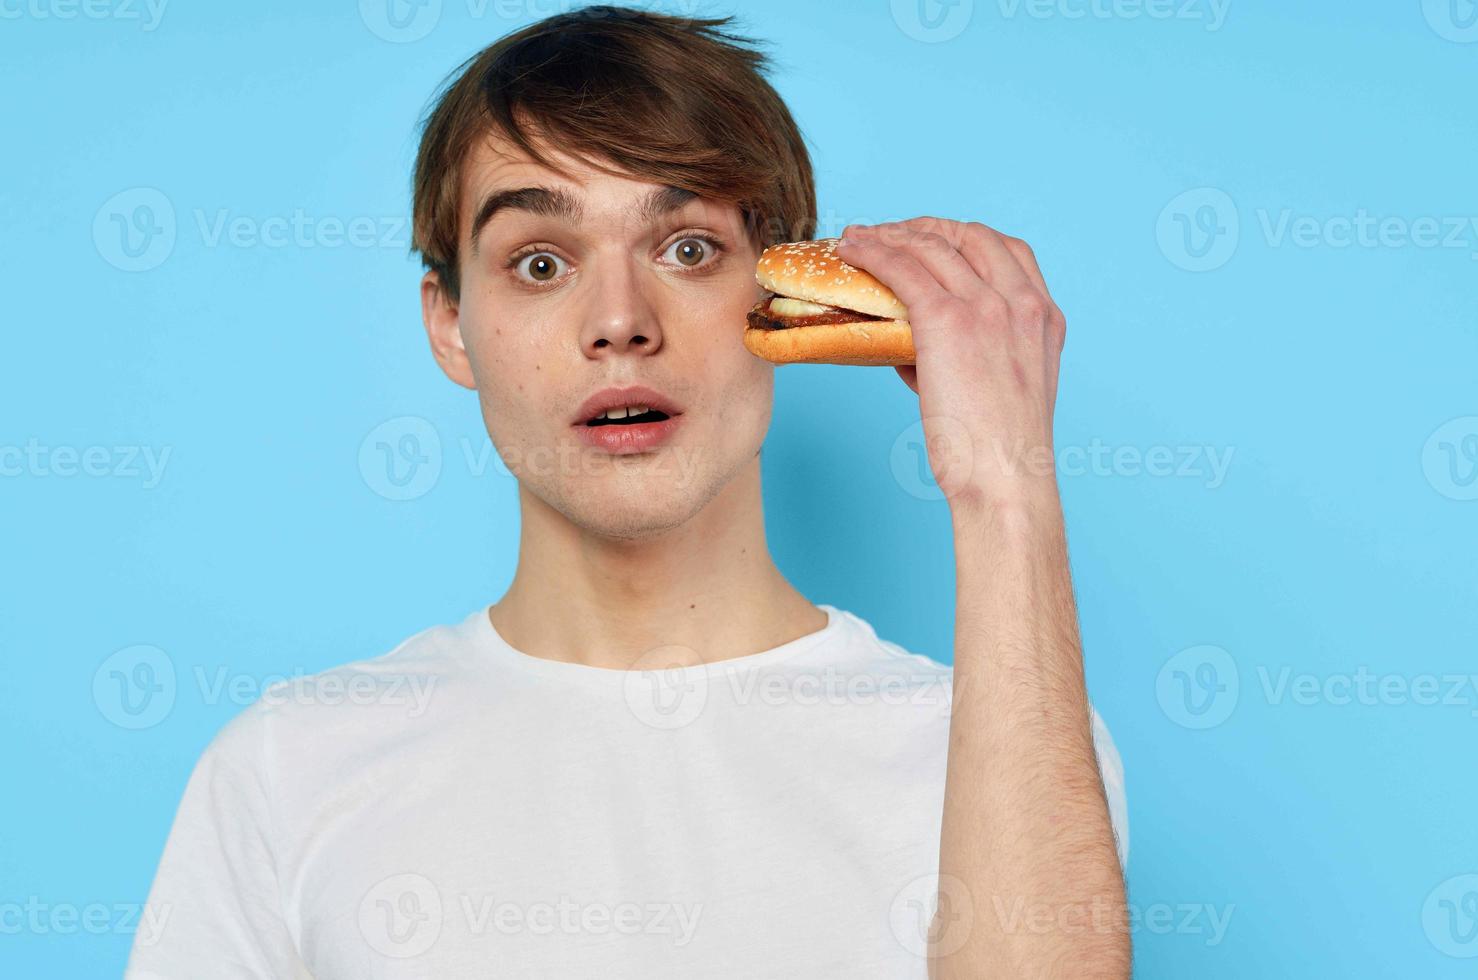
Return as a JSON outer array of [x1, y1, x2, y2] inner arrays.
[[916, 231, 952, 252], [966, 221, 997, 244], [875, 223, 909, 247], [922, 294, 970, 324], [917, 220, 962, 250], [978, 290, 1010, 321], [1004, 235, 1036, 261], [1012, 290, 1049, 320], [910, 216, 968, 248]]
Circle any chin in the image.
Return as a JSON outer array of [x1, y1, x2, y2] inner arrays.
[[563, 479, 721, 540], [510, 418, 763, 539]]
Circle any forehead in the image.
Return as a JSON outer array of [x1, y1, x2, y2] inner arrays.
[[462, 132, 624, 204], [457, 131, 742, 238]]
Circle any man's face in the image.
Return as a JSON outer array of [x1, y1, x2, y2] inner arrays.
[[421, 132, 774, 539]]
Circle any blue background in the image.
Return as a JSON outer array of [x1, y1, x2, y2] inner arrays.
[[3, 0, 1476, 975]]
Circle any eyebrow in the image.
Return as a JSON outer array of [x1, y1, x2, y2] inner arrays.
[[468, 184, 699, 253]]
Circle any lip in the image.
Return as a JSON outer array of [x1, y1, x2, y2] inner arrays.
[[573, 414, 685, 454], [571, 384, 684, 426], [570, 383, 686, 455]]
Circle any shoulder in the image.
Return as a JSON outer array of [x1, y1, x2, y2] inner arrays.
[[834, 606, 1130, 868], [270, 612, 472, 711], [198, 609, 485, 765], [825, 605, 952, 682]]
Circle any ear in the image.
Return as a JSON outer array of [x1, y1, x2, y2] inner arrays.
[[421, 269, 476, 390]]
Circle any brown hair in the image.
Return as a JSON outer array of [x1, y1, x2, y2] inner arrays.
[[410, 5, 817, 301]]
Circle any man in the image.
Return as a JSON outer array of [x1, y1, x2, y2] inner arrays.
[[127, 7, 1129, 978]]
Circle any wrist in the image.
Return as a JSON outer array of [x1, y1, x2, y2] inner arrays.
[[952, 468, 1061, 501], [948, 477, 1063, 533]]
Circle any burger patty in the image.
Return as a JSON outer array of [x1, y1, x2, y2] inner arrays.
[[746, 298, 885, 331]]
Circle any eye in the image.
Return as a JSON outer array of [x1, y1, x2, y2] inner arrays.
[[514, 251, 566, 283], [663, 236, 715, 269]]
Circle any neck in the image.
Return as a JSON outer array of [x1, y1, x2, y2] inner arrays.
[[488, 455, 825, 669]]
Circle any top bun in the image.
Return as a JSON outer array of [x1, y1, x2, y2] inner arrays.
[[754, 238, 909, 320]]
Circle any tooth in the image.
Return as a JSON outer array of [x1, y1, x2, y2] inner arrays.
[[631, 405, 648, 415], [604, 407, 629, 420]]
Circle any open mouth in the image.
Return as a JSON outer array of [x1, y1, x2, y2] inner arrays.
[[573, 397, 685, 454], [584, 409, 673, 427]]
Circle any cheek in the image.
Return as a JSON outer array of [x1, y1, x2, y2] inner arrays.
[[712, 350, 774, 436], [685, 292, 773, 423], [455, 297, 558, 438], [687, 283, 762, 362], [459, 287, 552, 383]]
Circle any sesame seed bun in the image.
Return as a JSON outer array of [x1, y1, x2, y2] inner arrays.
[[748, 238, 914, 366], [755, 238, 909, 319]]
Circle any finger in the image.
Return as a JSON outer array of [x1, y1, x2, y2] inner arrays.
[[894, 364, 919, 395], [842, 226, 986, 301], [875, 221, 1066, 348], [847, 218, 1031, 297], [999, 234, 1050, 297], [943, 220, 1035, 296], [829, 236, 952, 318], [994, 234, 1066, 345]]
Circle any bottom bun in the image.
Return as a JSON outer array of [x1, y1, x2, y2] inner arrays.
[[742, 320, 915, 367]]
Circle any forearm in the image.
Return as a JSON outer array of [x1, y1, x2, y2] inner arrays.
[[932, 486, 1129, 980], [826, 218, 1126, 974]]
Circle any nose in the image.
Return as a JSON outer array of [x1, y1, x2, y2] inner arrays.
[[578, 253, 663, 359]]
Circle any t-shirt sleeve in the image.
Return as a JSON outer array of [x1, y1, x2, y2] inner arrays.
[[1088, 705, 1130, 872], [125, 698, 312, 979]]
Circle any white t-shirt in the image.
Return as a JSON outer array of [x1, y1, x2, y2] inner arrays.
[[126, 603, 1128, 979]]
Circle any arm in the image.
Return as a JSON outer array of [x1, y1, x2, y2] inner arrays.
[[938, 475, 1128, 978], [838, 221, 1129, 979], [125, 696, 312, 979]]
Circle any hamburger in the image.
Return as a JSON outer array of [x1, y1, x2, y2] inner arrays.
[[744, 238, 915, 366]]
